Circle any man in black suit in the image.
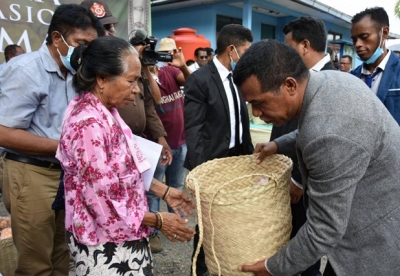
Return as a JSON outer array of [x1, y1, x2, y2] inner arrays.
[[270, 16, 335, 276], [184, 24, 254, 275]]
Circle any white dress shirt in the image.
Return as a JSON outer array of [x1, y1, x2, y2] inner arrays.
[[310, 54, 332, 72], [213, 56, 243, 148], [360, 50, 391, 95], [188, 62, 200, 72]]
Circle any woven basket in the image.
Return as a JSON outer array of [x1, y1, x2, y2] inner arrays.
[[186, 154, 293, 276], [0, 237, 17, 276]]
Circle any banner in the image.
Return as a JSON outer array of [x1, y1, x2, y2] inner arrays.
[[0, 0, 144, 63]]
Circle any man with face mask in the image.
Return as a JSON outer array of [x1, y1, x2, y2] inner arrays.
[[0, 4, 104, 275], [184, 24, 254, 276], [350, 7, 400, 125]]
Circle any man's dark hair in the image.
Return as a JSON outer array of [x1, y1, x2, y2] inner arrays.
[[4, 44, 22, 62], [205, 47, 214, 56], [233, 40, 309, 93], [341, 55, 353, 63], [351, 7, 389, 30], [71, 36, 136, 94], [283, 16, 327, 52], [46, 4, 105, 44], [186, 59, 195, 66], [194, 47, 206, 57], [216, 24, 253, 55]]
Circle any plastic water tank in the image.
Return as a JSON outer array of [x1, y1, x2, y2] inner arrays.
[[169, 28, 211, 61]]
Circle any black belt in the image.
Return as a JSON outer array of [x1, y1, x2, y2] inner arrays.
[[4, 152, 61, 170]]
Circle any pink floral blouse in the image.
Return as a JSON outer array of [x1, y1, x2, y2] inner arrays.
[[56, 92, 152, 245]]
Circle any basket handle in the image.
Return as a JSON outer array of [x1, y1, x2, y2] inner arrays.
[[191, 176, 204, 276]]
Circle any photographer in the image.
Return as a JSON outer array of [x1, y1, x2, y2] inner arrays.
[[117, 37, 173, 168], [146, 38, 192, 253]]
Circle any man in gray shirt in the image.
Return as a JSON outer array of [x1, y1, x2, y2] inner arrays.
[[234, 40, 400, 276], [0, 4, 103, 275]]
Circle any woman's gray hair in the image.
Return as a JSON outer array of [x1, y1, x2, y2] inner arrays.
[[71, 36, 139, 94]]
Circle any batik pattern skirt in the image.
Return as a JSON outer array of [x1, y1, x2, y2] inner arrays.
[[67, 232, 153, 276]]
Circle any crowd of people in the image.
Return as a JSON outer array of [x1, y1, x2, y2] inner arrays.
[[0, 0, 399, 275]]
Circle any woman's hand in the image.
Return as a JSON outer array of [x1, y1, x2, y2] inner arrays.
[[159, 212, 196, 242], [165, 187, 195, 216]]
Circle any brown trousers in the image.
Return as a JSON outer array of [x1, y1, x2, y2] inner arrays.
[[2, 158, 69, 276], [0, 152, 4, 200]]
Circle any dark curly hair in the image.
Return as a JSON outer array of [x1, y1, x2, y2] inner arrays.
[[351, 7, 389, 30]]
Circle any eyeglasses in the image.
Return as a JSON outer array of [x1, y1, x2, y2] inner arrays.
[[340, 62, 351, 65], [199, 56, 208, 60]]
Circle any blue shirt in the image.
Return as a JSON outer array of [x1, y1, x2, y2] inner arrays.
[[0, 44, 76, 162], [0, 62, 6, 75]]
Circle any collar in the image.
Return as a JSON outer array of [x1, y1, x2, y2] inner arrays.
[[79, 92, 151, 173], [310, 54, 331, 72], [39, 44, 70, 78], [39, 44, 60, 72], [361, 50, 391, 76], [214, 55, 231, 80]]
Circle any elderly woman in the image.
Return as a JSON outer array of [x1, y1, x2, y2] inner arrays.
[[56, 36, 195, 275]]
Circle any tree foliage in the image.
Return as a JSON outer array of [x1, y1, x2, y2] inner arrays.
[[395, 0, 400, 19]]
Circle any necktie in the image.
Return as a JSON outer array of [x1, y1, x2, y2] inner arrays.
[[364, 69, 382, 88], [227, 73, 240, 154]]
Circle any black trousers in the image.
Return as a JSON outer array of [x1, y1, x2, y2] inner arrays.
[[323, 261, 336, 276]]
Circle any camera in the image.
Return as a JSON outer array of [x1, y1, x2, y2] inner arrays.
[[129, 29, 173, 65]]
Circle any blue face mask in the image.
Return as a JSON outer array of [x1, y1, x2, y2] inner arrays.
[[358, 29, 384, 65], [57, 35, 76, 74], [229, 46, 240, 71]]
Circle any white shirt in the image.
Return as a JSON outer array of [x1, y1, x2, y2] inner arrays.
[[310, 53, 332, 72], [361, 50, 391, 95], [188, 62, 200, 72], [213, 56, 243, 148]]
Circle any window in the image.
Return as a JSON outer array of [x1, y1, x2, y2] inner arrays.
[[216, 15, 242, 33], [261, 23, 275, 39], [327, 31, 342, 41]]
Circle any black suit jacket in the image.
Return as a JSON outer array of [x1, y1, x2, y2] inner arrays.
[[184, 60, 254, 170]]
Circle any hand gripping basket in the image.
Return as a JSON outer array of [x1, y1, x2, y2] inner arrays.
[[186, 154, 293, 276], [0, 237, 17, 276]]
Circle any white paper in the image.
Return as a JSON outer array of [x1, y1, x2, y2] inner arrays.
[[134, 135, 163, 191]]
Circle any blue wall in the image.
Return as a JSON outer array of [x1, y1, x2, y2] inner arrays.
[[152, 4, 217, 49], [152, 2, 359, 66], [152, 3, 289, 48]]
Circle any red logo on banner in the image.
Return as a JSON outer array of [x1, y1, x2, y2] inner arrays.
[[90, 3, 106, 18]]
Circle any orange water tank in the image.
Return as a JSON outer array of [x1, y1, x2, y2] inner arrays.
[[169, 28, 211, 61]]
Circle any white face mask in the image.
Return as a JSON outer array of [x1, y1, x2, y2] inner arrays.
[[56, 35, 76, 74], [229, 46, 240, 71]]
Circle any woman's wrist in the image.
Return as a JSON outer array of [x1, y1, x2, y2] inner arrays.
[[142, 212, 164, 230], [150, 178, 168, 198]]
